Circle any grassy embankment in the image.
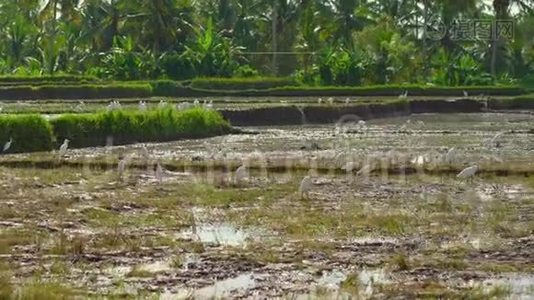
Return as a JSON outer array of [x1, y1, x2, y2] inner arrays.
[[0, 108, 231, 153], [0, 76, 528, 99]]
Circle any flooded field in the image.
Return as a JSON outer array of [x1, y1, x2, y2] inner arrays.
[[1, 113, 533, 299], [0, 95, 502, 114]]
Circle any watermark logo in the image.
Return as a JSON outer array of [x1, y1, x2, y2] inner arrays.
[[425, 18, 514, 41]]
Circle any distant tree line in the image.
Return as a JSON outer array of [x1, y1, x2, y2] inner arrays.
[[0, 0, 533, 86]]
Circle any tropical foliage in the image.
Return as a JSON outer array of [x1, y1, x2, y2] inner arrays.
[[0, 0, 533, 86]]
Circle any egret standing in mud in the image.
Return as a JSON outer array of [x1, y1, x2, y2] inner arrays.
[[3, 137, 12, 152], [140, 145, 149, 160], [342, 161, 358, 183], [444, 147, 456, 164], [234, 164, 248, 185], [299, 174, 313, 199], [58, 139, 70, 157], [342, 161, 356, 173], [457, 165, 478, 182], [487, 131, 505, 148], [117, 155, 130, 180], [357, 163, 372, 177], [155, 162, 163, 183], [399, 90, 408, 99]]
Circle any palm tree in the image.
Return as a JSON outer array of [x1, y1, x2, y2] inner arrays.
[[124, 0, 195, 53], [79, 0, 125, 52], [490, 0, 534, 76]]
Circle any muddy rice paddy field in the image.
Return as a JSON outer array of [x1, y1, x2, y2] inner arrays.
[[1, 110, 533, 299]]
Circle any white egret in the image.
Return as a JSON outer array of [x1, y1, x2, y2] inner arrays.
[[356, 164, 372, 176], [318, 98, 323, 104], [155, 163, 163, 183], [345, 97, 350, 105], [140, 145, 149, 160], [327, 97, 334, 105], [193, 99, 200, 106], [299, 175, 313, 199], [463, 90, 469, 97], [176, 102, 190, 110], [445, 147, 456, 164], [342, 161, 356, 173], [107, 100, 121, 111], [398, 90, 408, 99], [488, 131, 504, 147], [117, 156, 130, 179], [205, 100, 214, 109], [139, 101, 147, 111], [357, 120, 367, 132], [457, 165, 478, 179], [234, 164, 248, 184], [158, 100, 167, 108], [75, 101, 85, 112], [3, 137, 12, 152], [58, 139, 70, 157]]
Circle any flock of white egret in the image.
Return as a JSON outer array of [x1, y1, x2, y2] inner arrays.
[[223, 123, 507, 199], [1, 101, 512, 200], [2, 118, 506, 192], [100, 99, 214, 112], [71, 98, 216, 113]]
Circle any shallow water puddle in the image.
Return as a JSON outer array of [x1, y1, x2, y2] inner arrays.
[[318, 270, 346, 287], [140, 260, 172, 273], [479, 273, 534, 298], [319, 268, 390, 290], [359, 268, 391, 287], [178, 223, 250, 246], [295, 268, 391, 299], [162, 273, 261, 299], [194, 273, 258, 298], [476, 184, 531, 202]]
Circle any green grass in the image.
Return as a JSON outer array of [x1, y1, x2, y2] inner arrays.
[[340, 272, 361, 295], [0, 114, 54, 153], [0, 79, 526, 99], [51, 107, 231, 148], [0, 74, 98, 84], [190, 77, 298, 90], [0, 83, 152, 100], [0, 108, 231, 152], [13, 280, 83, 299]]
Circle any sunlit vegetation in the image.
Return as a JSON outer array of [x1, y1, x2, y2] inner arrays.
[[0, 1, 531, 87], [0, 108, 231, 152]]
